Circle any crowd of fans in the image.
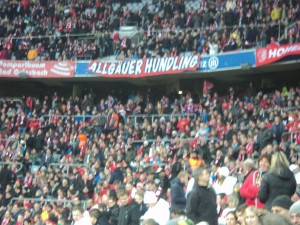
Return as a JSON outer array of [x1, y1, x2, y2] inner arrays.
[[0, 82, 299, 225], [0, 0, 300, 61]]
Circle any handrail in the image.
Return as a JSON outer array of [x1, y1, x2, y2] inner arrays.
[[264, 106, 300, 114], [127, 113, 196, 124], [0, 161, 23, 173], [131, 136, 219, 144], [0, 97, 23, 103], [49, 163, 88, 175], [284, 21, 298, 39], [10, 197, 88, 209]]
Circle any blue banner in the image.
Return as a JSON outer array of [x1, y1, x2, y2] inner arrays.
[[198, 50, 255, 71], [76, 62, 92, 76]]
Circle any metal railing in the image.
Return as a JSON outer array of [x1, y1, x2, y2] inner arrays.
[[264, 106, 300, 114], [10, 197, 88, 209], [49, 163, 88, 175], [127, 113, 196, 124], [284, 21, 298, 39], [131, 136, 219, 144], [0, 161, 23, 174]]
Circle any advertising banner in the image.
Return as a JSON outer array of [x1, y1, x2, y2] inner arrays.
[[198, 51, 255, 71], [256, 43, 300, 66], [0, 60, 76, 78], [77, 55, 200, 78]]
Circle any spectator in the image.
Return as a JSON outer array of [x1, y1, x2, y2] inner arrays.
[[226, 211, 239, 225], [186, 167, 218, 225], [117, 189, 140, 225], [141, 191, 170, 225], [243, 206, 261, 225], [46, 213, 58, 225], [258, 151, 297, 210], [289, 200, 300, 225], [27, 45, 38, 60], [213, 167, 237, 196], [240, 155, 271, 208], [72, 206, 92, 225], [271, 195, 293, 219], [257, 121, 273, 153], [170, 171, 188, 211]]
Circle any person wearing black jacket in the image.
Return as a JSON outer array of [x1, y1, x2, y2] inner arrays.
[[89, 207, 111, 225], [109, 163, 124, 185], [0, 165, 14, 193], [186, 167, 218, 225], [257, 121, 272, 153], [171, 171, 189, 211], [258, 151, 297, 210], [117, 189, 140, 225], [108, 195, 119, 225]]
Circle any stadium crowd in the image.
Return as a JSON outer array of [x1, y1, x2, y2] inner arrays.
[[0, 82, 300, 225], [0, 0, 300, 60]]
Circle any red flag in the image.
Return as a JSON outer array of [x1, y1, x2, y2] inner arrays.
[[203, 80, 214, 94]]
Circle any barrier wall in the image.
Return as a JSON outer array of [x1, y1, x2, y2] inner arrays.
[[1, 44, 300, 79]]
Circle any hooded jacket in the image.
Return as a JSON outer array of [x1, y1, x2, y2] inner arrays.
[[258, 167, 296, 210]]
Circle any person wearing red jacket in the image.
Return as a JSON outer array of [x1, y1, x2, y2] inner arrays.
[[28, 115, 39, 133], [177, 115, 190, 132], [239, 154, 271, 208]]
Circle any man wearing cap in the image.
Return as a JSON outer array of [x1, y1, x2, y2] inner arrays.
[[271, 195, 293, 219], [290, 200, 300, 225]]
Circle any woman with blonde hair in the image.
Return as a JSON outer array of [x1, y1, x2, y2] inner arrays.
[[258, 151, 296, 210], [243, 206, 261, 225]]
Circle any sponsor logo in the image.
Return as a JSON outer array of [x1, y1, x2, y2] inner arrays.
[[256, 43, 300, 66], [257, 49, 267, 63], [50, 62, 75, 77], [208, 57, 219, 70], [267, 45, 300, 59], [0, 60, 75, 78]]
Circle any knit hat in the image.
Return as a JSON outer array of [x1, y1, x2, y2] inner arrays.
[[271, 195, 293, 210], [290, 200, 300, 214]]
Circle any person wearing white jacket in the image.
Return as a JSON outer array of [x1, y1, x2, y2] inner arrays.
[[141, 191, 170, 225], [208, 40, 219, 56], [213, 167, 237, 196]]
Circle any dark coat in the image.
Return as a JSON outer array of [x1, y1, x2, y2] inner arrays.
[[0, 166, 14, 192], [186, 183, 218, 225], [108, 205, 119, 225], [258, 167, 297, 210], [95, 211, 111, 225], [109, 168, 124, 185], [257, 128, 272, 152], [117, 200, 140, 225], [171, 178, 186, 211]]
